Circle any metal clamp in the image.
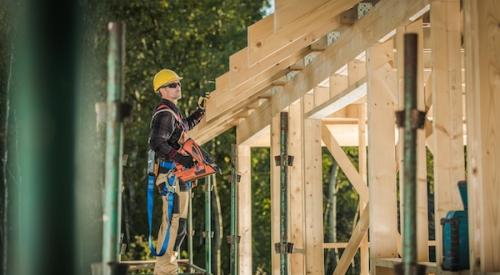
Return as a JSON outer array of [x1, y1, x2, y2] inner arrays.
[[274, 242, 294, 254], [226, 235, 241, 244], [274, 155, 294, 166], [395, 109, 426, 129]]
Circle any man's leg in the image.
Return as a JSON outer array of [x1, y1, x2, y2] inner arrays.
[[154, 175, 181, 275], [173, 186, 190, 251]]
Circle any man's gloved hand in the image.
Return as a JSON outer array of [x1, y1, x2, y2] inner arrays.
[[197, 92, 210, 110], [174, 153, 194, 168]]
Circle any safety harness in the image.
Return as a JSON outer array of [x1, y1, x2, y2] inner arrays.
[[147, 103, 188, 257], [147, 155, 177, 257]]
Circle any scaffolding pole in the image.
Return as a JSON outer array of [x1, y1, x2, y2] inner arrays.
[[395, 33, 425, 275], [229, 145, 239, 275], [102, 22, 127, 275], [275, 112, 291, 275], [188, 187, 194, 273], [205, 175, 212, 274]]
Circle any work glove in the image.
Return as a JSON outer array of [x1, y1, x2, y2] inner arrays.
[[197, 92, 210, 110], [174, 153, 194, 168]]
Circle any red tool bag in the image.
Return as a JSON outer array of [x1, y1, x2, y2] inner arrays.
[[174, 138, 219, 183]]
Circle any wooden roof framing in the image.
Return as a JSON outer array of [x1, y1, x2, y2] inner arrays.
[[190, 0, 430, 145], [187, 0, 500, 274]]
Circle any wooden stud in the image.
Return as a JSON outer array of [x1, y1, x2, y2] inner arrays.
[[430, 0, 464, 267], [358, 103, 369, 275], [304, 117, 324, 274], [237, 145, 252, 275], [367, 39, 399, 273], [288, 100, 306, 274], [463, 0, 500, 271]]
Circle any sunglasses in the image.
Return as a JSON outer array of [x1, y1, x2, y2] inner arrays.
[[165, 82, 181, 89]]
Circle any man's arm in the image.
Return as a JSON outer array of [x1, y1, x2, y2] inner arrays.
[[184, 107, 205, 130]]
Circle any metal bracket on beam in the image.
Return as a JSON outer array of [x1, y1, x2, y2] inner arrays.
[[274, 155, 294, 166], [274, 242, 294, 254], [395, 109, 426, 129]]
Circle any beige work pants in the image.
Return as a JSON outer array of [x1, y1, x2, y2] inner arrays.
[[153, 173, 190, 275]]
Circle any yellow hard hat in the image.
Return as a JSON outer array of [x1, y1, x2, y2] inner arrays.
[[153, 69, 183, 92]]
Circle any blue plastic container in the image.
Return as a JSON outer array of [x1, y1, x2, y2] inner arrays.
[[441, 180, 469, 271]]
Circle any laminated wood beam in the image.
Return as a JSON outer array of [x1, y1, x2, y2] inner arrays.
[[430, 0, 464, 267], [237, 145, 252, 275], [304, 118, 324, 274], [249, 0, 355, 66], [367, 39, 399, 270], [463, 0, 500, 271], [274, 0, 329, 31]]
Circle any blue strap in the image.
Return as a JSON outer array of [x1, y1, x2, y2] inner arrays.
[[147, 162, 176, 257]]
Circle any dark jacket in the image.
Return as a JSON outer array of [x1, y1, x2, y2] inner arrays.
[[149, 99, 205, 160]]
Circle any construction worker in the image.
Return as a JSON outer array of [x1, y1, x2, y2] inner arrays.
[[148, 69, 208, 274]]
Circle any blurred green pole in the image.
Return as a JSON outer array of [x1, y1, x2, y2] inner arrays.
[[10, 0, 81, 274], [229, 145, 239, 275], [2, 47, 13, 275], [102, 22, 126, 275], [205, 175, 212, 274]]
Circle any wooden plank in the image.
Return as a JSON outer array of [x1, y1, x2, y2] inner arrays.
[[229, 48, 248, 74], [367, 39, 399, 269], [247, 14, 274, 57], [323, 242, 349, 249], [206, 48, 309, 121], [358, 103, 369, 275], [274, 0, 329, 31], [313, 86, 330, 107], [270, 112, 281, 275], [236, 100, 272, 145], [304, 118, 324, 274], [192, 0, 430, 144], [321, 124, 369, 203], [237, 145, 252, 275], [249, 0, 355, 65], [348, 59, 366, 85], [333, 205, 370, 275], [463, 0, 500, 272], [330, 74, 349, 97], [288, 100, 306, 274], [430, 0, 464, 267], [307, 77, 367, 119]]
